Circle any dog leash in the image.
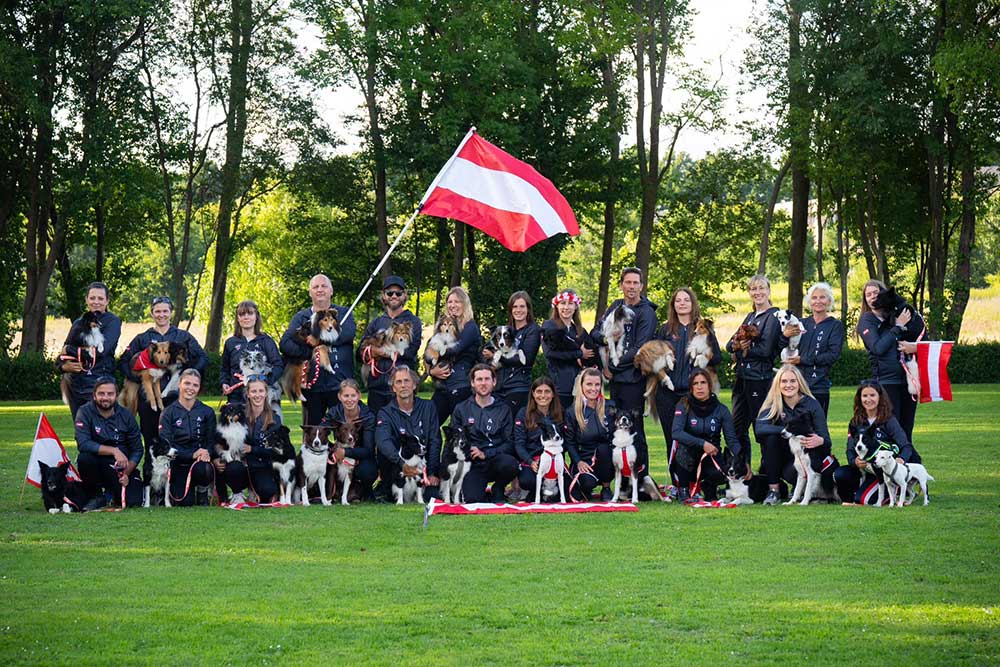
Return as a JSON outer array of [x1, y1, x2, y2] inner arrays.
[[567, 453, 597, 503], [899, 324, 926, 401], [167, 460, 216, 505], [59, 345, 96, 372], [690, 452, 723, 498], [361, 346, 398, 380], [301, 349, 322, 390]]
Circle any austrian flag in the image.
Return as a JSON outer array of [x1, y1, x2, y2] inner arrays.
[[917, 341, 954, 403], [420, 129, 580, 252]]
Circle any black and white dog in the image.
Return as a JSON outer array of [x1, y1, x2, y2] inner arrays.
[[73, 310, 106, 353], [144, 441, 177, 507], [722, 448, 754, 505], [534, 420, 566, 503], [610, 410, 663, 503], [215, 402, 248, 464], [298, 425, 332, 506], [600, 304, 635, 369], [487, 325, 526, 369], [393, 432, 426, 505], [872, 287, 926, 396], [39, 461, 88, 513], [439, 425, 471, 504], [265, 425, 297, 504], [774, 309, 804, 362], [782, 411, 837, 505]]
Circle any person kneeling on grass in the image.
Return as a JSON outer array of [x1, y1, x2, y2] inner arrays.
[[214, 377, 283, 505], [564, 368, 615, 502], [158, 369, 216, 506], [670, 369, 742, 503], [452, 363, 517, 503], [754, 364, 837, 506], [319, 379, 378, 502], [833, 381, 923, 506], [513, 376, 566, 502], [74, 376, 144, 510]]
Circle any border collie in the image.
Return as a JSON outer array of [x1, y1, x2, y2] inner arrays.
[[600, 303, 634, 369], [298, 425, 333, 506], [393, 433, 426, 505], [439, 425, 471, 504], [534, 420, 566, 503], [215, 402, 248, 463], [39, 461, 88, 513]]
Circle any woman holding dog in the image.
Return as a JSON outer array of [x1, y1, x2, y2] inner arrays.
[[541, 290, 596, 410], [59, 282, 123, 420], [652, 287, 721, 479], [429, 286, 482, 425], [216, 377, 283, 505], [221, 300, 283, 410], [513, 376, 566, 501], [671, 368, 740, 502], [319, 379, 378, 501], [784, 282, 844, 416], [754, 364, 836, 506], [564, 368, 615, 501], [487, 291, 542, 417], [857, 279, 922, 440], [158, 369, 217, 506], [833, 381, 923, 505], [726, 274, 786, 469]]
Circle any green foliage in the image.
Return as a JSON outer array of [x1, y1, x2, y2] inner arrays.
[[0, 354, 61, 400]]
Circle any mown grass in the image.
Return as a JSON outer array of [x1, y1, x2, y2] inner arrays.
[[1, 387, 999, 665]]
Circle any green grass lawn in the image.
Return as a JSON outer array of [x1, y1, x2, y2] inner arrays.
[[2, 387, 999, 665]]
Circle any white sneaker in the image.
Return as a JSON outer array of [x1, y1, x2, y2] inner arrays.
[[230, 492, 246, 505]]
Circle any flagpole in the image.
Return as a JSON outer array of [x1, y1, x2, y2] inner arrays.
[[341, 127, 478, 324]]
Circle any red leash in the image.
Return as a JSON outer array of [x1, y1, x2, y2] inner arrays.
[[301, 349, 322, 389], [690, 452, 723, 498]]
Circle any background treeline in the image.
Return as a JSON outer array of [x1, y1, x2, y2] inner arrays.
[[2, 0, 999, 358]]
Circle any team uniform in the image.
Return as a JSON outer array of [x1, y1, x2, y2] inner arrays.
[[512, 407, 564, 499], [451, 397, 516, 503], [592, 297, 657, 477], [857, 311, 922, 440], [670, 396, 740, 501], [833, 417, 921, 505], [494, 321, 541, 416], [563, 402, 615, 501], [726, 307, 783, 467], [320, 402, 378, 499], [220, 333, 284, 405], [74, 401, 144, 507], [158, 400, 217, 506], [431, 320, 482, 425], [375, 397, 442, 501], [220, 413, 284, 503], [540, 319, 588, 409], [280, 305, 357, 426], [358, 309, 423, 415], [61, 311, 122, 419], [796, 315, 845, 415], [754, 394, 838, 491]]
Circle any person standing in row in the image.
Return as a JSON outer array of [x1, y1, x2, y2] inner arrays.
[[358, 276, 422, 416], [541, 290, 594, 411], [59, 282, 122, 420], [488, 291, 541, 417], [786, 282, 844, 416], [429, 286, 482, 426], [220, 300, 283, 414]]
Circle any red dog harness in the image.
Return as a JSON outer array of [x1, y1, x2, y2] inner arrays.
[[132, 348, 159, 372]]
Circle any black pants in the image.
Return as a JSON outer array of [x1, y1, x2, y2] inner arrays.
[[139, 393, 178, 482], [518, 461, 569, 501], [731, 375, 771, 469], [833, 465, 882, 505], [68, 391, 89, 422], [432, 386, 472, 426], [568, 444, 614, 501], [462, 454, 519, 503], [76, 451, 144, 507], [301, 389, 338, 427], [760, 433, 836, 490], [609, 380, 649, 476], [218, 461, 281, 502], [815, 392, 830, 417], [366, 390, 392, 418], [675, 457, 726, 501], [496, 391, 529, 420], [344, 458, 378, 500], [654, 386, 681, 483], [882, 383, 917, 441], [168, 460, 215, 506]]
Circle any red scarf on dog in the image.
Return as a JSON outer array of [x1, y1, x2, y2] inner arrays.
[[132, 348, 158, 372]]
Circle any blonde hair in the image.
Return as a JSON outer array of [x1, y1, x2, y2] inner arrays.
[[446, 286, 475, 329], [760, 364, 815, 422], [573, 368, 606, 427], [806, 282, 835, 312]]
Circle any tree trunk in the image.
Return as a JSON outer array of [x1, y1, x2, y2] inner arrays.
[[786, 0, 810, 316], [758, 158, 791, 275], [56, 240, 81, 321], [205, 0, 253, 353], [854, 191, 877, 279], [835, 192, 848, 324], [449, 221, 465, 288], [816, 182, 824, 282], [947, 144, 976, 341], [465, 226, 477, 284], [595, 51, 620, 326], [435, 217, 448, 321]]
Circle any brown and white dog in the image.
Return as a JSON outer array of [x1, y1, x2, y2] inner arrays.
[[327, 419, 361, 506], [730, 324, 760, 369], [634, 340, 676, 417], [360, 321, 413, 385], [56, 311, 104, 406], [119, 341, 187, 413], [282, 310, 341, 403], [298, 425, 333, 506], [422, 315, 460, 383], [686, 318, 720, 392]]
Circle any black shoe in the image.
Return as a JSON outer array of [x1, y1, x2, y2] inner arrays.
[[82, 494, 108, 512], [600, 487, 613, 502]]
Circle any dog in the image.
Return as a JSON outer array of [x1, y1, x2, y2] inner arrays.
[[774, 309, 804, 362], [730, 324, 760, 369], [265, 425, 297, 504], [872, 287, 926, 396], [722, 449, 754, 505], [159, 346, 189, 402], [873, 450, 934, 507], [487, 325, 526, 369], [281, 322, 313, 403], [609, 410, 663, 503], [360, 321, 413, 385], [297, 425, 332, 506], [439, 425, 471, 504], [534, 420, 567, 503], [686, 318, 720, 393], [38, 461, 88, 513], [422, 315, 460, 384], [854, 432, 878, 479], [215, 402, 248, 463], [144, 443, 177, 507], [633, 340, 676, 418], [119, 341, 186, 413], [57, 345, 95, 406], [600, 303, 635, 369], [392, 432, 426, 504], [328, 419, 361, 506], [782, 410, 838, 505]]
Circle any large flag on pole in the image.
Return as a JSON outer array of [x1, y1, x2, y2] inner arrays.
[[917, 341, 954, 403], [25, 413, 81, 487], [420, 129, 580, 252]]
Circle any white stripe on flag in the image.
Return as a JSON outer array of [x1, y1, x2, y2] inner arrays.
[[927, 341, 942, 401], [435, 158, 567, 237]]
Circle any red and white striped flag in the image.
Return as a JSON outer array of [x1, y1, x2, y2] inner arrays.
[[426, 499, 637, 516], [917, 341, 954, 403], [420, 129, 580, 252], [25, 413, 81, 487]]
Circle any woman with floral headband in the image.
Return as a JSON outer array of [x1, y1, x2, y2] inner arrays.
[[541, 290, 596, 410]]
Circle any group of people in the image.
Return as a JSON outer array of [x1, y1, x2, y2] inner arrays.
[[60, 268, 927, 510]]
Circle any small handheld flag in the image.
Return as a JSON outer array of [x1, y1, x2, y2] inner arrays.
[[25, 413, 81, 487]]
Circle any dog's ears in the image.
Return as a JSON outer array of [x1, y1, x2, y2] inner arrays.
[[38, 461, 49, 473]]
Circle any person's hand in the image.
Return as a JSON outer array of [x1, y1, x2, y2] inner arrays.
[[896, 308, 912, 327], [306, 335, 320, 347], [470, 447, 486, 460], [895, 456, 905, 465], [222, 384, 233, 395], [481, 348, 494, 361], [242, 444, 252, 454], [429, 365, 451, 380], [531, 461, 539, 473], [855, 456, 867, 469], [602, 368, 612, 380], [581, 345, 595, 360], [213, 459, 226, 472], [111, 448, 128, 470], [786, 355, 801, 365], [193, 448, 211, 463], [425, 475, 440, 486], [783, 324, 804, 338], [802, 434, 824, 449], [333, 447, 346, 463], [61, 360, 83, 374], [702, 442, 719, 457], [898, 341, 917, 354], [576, 461, 593, 475]]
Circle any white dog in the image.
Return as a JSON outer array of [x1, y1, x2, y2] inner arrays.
[[785, 435, 838, 505], [774, 309, 804, 362], [600, 303, 635, 368], [534, 421, 566, 503], [873, 450, 934, 507]]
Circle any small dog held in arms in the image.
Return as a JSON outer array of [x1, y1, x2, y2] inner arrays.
[[119, 341, 187, 413], [610, 410, 663, 503], [774, 309, 804, 362], [438, 425, 471, 504], [422, 315, 460, 384], [39, 461, 88, 513], [265, 425, 297, 505], [871, 287, 927, 396], [534, 420, 567, 504], [298, 425, 333, 506], [873, 449, 934, 507], [730, 324, 760, 369], [329, 419, 361, 506], [633, 340, 676, 417], [782, 411, 839, 505], [392, 432, 427, 505], [360, 320, 413, 385], [600, 303, 635, 369], [486, 325, 526, 369], [282, 310, 342, 403], [56, 313, 102, 405], [215, 402, 248, 464]]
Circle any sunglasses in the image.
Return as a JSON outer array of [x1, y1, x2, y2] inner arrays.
[[151, 296, 173, 307], [384, 290, 405, 297]]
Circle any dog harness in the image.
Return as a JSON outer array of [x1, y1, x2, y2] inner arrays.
[[618, 451, 632, 478], [361, 345, 398, 379], [541, 451, 561, 480], [132, 347, 159, 372], [60, 346, 96, 372]]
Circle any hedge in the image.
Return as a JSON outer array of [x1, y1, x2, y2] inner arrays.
[[3, 343, 999, 401]]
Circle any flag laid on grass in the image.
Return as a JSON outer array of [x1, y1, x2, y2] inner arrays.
[[426, 499, 637, 516], [917, 341, 954, 403], [420, 130, 579, 252], [25, 413, 80, 487]]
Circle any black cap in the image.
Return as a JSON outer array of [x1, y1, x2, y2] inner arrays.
[[382, 275, 406, 290]]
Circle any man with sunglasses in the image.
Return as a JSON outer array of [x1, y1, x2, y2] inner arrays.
[[118, 295, 208, 485], [357, 276, 423, 415]]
